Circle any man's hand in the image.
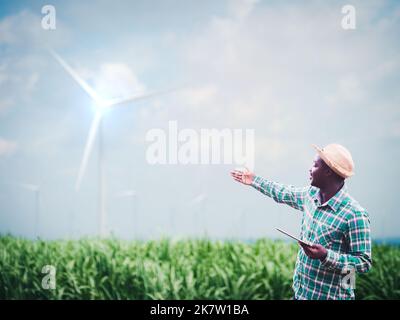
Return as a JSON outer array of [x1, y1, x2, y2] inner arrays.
[[299, 242, 328, 261], [230, 168, 255, 185]]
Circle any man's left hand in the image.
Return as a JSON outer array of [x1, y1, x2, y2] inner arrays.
[[298, 242, 328, 261]]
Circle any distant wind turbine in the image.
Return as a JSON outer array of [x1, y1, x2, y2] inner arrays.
[[189, 193, 207, 237], [50, 49, 176, 237], [17, 183, 40, 238], [238, 209, 246, 240], [115, 189, 137, 239]]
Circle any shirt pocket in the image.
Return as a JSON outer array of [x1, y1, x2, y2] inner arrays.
[[314, 224, 342, 249]]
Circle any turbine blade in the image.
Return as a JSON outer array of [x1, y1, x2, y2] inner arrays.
[[189, 194, 207, 206], [75, 112, 102, 191], [49, 49, 101, 103], [16, 183, 39, 191], [115, 190, 136, 198], [107, 87, 180, 108]]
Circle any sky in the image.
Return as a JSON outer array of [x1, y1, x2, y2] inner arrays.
[[0, 0, 399, 240]]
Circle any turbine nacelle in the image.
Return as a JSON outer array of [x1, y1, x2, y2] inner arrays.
[[93, 99, 112, 114]]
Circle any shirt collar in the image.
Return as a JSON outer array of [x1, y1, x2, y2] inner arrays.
[[314, 184, 348, 212]]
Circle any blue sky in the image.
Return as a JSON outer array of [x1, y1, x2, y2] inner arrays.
[[0, 0, 399, 240]]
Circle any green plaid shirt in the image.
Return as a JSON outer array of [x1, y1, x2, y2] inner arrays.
[[251, 176, 372, 300]]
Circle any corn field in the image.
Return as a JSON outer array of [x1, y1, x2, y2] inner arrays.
[[0, 235, 399, 300]]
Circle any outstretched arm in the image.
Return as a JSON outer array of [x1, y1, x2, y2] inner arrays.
[[230, 169, 307, 212]]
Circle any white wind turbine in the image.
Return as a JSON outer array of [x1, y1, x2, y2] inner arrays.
[[115, 189, 137, 239], [50, 50, 174, 237], [17, 183, 41, 238], [189, 193, 207, 237]]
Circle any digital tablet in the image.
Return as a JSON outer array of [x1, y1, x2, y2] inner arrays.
[[276, 228, 313, 246]]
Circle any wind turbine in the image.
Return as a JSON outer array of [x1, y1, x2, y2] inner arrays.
[[169, 205, 175, 237], [238, 209, 246, 240], [50, 50, 175, 237], [17, 183, 40, 238], [189, 193, 207, 237], [115, 189, 137, 239]]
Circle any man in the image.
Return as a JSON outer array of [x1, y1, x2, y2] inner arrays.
[[230, 144, 371, 300]]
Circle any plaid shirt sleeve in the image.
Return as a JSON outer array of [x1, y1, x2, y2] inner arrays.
[[251, 175, 307, 212], [321, 210, 372, 273]]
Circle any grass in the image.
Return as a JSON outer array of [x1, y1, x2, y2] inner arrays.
[[0, 235, 399, 300]]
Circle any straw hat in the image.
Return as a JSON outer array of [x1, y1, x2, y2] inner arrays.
[[312, 143, 355, 179]]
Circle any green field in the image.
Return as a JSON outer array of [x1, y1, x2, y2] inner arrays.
[[1, 236, 399, 300]]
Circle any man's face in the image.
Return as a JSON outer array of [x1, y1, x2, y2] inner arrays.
[[309, 155, 327, 187]]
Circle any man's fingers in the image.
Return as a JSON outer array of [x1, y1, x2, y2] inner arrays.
[[232, 176, 243, 183], [230, 172, 242, 178], [231, 173, 244, 181], [303, 247, 312, 254], [299, 242, 315, 250], [299, 243, 308, 252], [231, 173, 242, 177], [299, 243, 313, 254], [305, 248, 317, 257], [230, 172, 243, 178], [299, 242, 309, 249], [231, 170, 247, 176], [299, 242, 323, 259]]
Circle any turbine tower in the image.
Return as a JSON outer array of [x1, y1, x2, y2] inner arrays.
[[18, 183, 40, 238], [189, 193, 207, 237], [115, 189, 137, 239], [51, 50, 174, 237]]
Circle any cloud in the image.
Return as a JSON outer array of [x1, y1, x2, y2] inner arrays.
[[0, 98, 13, 114], [0, 138, 17, 156], [0, 10, 70, 48], [324, 73, 365, 106], [0, 10, 71, 114], [0, 60, 40, 112], [228, 0, 259, 21], [177, 85, 218, 108], [127, 0, 400, 171]]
